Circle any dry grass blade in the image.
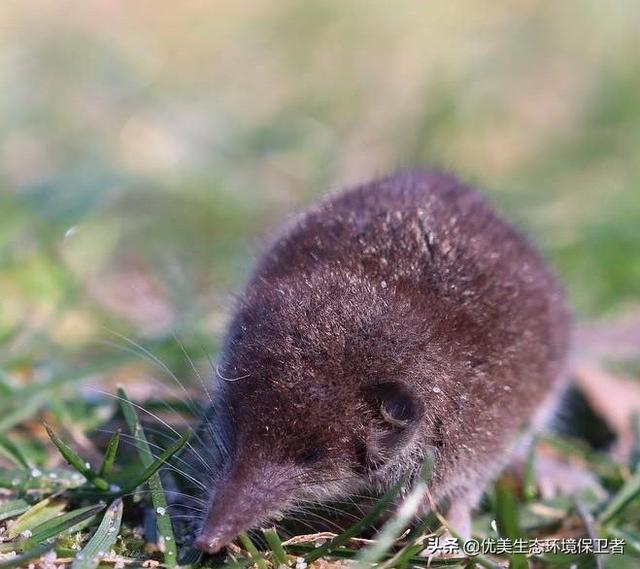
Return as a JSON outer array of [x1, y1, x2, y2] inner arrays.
[[23, 503, 105, 548], [7, 497, 66, 539]]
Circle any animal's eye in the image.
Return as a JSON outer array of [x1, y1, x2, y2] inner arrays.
[[296, 447, 323, 465]]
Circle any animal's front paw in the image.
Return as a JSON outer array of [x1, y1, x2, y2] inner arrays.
[[534, 449, 606, 501]]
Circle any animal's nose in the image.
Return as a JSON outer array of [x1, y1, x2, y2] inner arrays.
[[194, 533, 227, 554], [194, 518, 246, 554], [194, 462, 289, 555]]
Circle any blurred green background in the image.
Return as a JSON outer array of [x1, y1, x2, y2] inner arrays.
[[1, 1, 639, 392]]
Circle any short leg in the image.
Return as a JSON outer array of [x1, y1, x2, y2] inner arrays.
[[445, 497, 472, 540], [508, 440, 605, 501], [534, 447, 605, 501]]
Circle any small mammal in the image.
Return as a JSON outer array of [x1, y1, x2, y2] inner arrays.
[[188, 170, 571, 553]]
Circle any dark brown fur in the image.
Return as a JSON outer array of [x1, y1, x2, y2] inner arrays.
[[188, 170, 571, 553]]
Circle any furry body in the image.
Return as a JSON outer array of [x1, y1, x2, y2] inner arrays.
[[190, 170, 571, 552]]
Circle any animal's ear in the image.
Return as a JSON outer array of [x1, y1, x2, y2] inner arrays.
[[361, 380, 424, 469]]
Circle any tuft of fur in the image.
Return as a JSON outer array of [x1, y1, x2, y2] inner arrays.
[[185, 170, 571, 553]]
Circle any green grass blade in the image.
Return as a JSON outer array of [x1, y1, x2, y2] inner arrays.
[[523, 440, 538, 502], [23, 503, 105, 548], [43, 422, 110, 491], [532, 553, 590, 567], [356, 476, 429, 567], [0, 435, 30, 468], [608, 527, 640, 556], [0, 542, 56, 569], [263, 528, 288, 566], [495, 480, 526, 569], [238, 533, 267, 569], [0, 352, 152, 434], [8, 497, 66, 539], [117, 386, 179, 567], [423, 515, 499, 569], [0, 499, 30, 523], [381, 513, 438, 568], [402, 510, 438, 544], [0, 371, 14, 397], [0, 397, 42, 435], [119, 430, 191, 494], [0, 467, 88, 492], [98, 430, 120, 478], [305, 477, 405, 563], [0, 354, 134, 415], [630, 413, 640, 472], [71, 499, 123, 569], [599, 469, 640, 525], [223, 557, 254, 569]]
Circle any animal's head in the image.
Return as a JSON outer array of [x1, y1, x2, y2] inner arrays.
[[191, 270, 436, 553]]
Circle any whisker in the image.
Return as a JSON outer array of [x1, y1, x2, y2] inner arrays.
[[103, 430, 210, 490], [118, 488, 209, 507], [96, 335, 203, 420], [92, 429, 210, 496], [216, 364, 251, 383], [287, 508, 349, 533], [169, 502, 208, 513], [93, 338, 210, 451], [171, 329, 214, 406], [274, 513, 319, 536], [94, 389, 211, 473]]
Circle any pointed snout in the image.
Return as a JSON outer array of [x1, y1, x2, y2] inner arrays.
[[194, 464, 290, 554], [195, 504, 260, 554], [194, 536, 223, 555], [194, 524, 238, 554]]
